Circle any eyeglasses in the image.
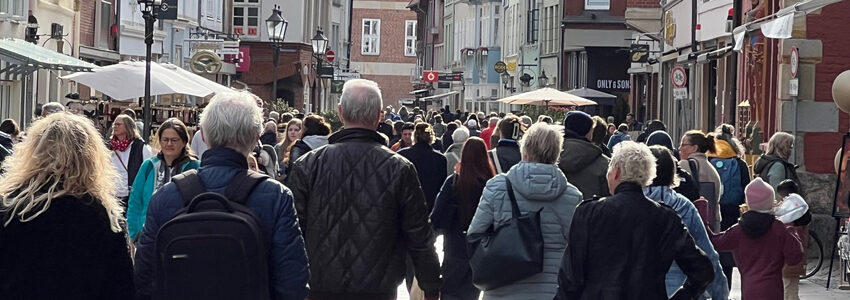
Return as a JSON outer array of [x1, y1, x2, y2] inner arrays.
[[160, 138, 183, 145]]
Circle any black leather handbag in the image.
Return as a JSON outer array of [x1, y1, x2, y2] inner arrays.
[[466, 178, 544, 291]]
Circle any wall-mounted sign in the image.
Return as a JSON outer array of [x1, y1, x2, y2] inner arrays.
[[507, 61, 517, 71], [674, 87, 688, 100], [188, 39, 224, 54], [424, 71, 439, 82], [630, 44, 650, 63], [664, 11, 676, 46], [156, 0, 178, 20], [597, 80, 631, 90]]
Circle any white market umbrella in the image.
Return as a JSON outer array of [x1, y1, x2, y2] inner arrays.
[[498, 87, 597, 106], [161, 63, 234, 95], [61, 61, 214, 101]]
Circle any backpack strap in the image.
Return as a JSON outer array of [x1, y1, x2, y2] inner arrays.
[[688, 158, 701, 183], [172, 170, 206, 206], [491, 149, 503, 174], [223, 170, 269, 205]]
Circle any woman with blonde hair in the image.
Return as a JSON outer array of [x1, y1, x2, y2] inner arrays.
[[0, 113, 134, 299], [127, 118, 200, 240], [110, 114, 151, 209], [753, 132, 800, 189]]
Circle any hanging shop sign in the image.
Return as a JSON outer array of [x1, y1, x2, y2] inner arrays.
[[507, 61, 517, 71], [220, 40, 240, 55], [630, 44, 650, 63], [190, 50, 223, 74], [188, 39, 224, 54], [494, 61, 507, 73]]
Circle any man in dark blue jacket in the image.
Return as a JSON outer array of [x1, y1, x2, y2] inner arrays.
[[133, 92, 309, 300]]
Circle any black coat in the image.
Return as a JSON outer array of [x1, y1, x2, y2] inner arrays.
[[287, 128, 442, 299], [0, 194, 134, 300], [555, 182, 714, 300], [489, 139, 521, 173], [399, 143, 448, 212], [260, 131, 278, 146]]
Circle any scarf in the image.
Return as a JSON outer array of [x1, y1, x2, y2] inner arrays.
[[110, 137, 132, 152]]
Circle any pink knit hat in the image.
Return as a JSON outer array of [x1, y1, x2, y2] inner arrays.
[[746, 178, 776, 212]]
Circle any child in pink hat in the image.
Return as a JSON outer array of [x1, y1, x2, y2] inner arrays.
[[707, 178, 804, 300]]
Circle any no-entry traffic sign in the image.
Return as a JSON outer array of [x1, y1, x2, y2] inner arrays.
[[326, 50, 335, 62], [671, 67, 687, 88], [790, 46, 799, 79], [423, 71, 438, 83]]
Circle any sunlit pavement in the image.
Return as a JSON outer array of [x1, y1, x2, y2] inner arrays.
[[397, 237, 850, 300]]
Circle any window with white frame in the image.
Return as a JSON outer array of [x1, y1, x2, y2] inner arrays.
[[404, 20, 416, 56], [361, 19, 380, 55], [585, 0, 610, 10], [233, 0, 260, 37], [0, 0, 27, 19], [205, 0, 215, 21]]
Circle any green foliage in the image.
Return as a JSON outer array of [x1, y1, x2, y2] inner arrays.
[[319, 110, 343, 132], [268, 101, 296, 114], [519, 105, 567, 124]]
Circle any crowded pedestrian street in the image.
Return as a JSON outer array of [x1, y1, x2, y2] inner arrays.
[[4, 0, 850, 299]]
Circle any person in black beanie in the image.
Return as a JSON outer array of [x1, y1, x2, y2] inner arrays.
[[558, 111, 611, 199], [646, 130, 702, 202]]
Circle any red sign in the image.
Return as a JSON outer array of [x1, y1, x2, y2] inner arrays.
[[326, 50, 335, 62], [236, 46, 250, 73], [423, 71, 438, 83]]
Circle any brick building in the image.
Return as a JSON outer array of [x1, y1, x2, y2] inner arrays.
[[240, 42, 314, 111], [350, 0, 419, 108]]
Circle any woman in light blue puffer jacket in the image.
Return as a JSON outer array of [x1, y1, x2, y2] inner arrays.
[[645, 146, 729, 300], [467, 123, 583, 300]]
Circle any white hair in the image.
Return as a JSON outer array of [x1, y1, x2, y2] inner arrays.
[[452, 126, 470, 144], [521, 123, 563, 164], [489, 117, 499, 126], [200, 91, 263, 154], [609, 141, 657, 187], [264, 121, 277, 132], [339, 79, 382, 126], [41, 102, 66, 116]]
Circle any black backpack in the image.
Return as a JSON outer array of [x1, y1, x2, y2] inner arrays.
[[154, 170, 271, 300]]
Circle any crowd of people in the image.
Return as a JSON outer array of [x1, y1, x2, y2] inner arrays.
[[0, 78, 816, 300]]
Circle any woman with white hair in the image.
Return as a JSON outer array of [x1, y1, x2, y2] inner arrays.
[[109, 114, 151, 210], [555, 141, 714, 299], [467, 123, 582, 299], [753, 132, 801, 190], [444, 125, 470, 175], [0, 113, 134, 299]]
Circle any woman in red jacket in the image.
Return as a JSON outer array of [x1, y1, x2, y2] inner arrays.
[[707, 177, 804, 300]]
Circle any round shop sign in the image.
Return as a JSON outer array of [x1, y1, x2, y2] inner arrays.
[[494, 61, 507, 73], [671, 66, 687, 88]]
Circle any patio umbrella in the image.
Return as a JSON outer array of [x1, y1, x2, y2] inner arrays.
[[61, 61, 214, 101], [565, 87, 617, 106], [161, 63, 234, 95], [497, 87, 597, 106]]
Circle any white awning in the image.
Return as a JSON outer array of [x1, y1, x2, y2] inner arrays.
[[733, 0, 844, 51], [420, 91, 459, 101]]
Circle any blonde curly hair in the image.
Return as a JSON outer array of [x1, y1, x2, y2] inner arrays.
[[609, 141, 657, 187], [0, 113, 123, 232]]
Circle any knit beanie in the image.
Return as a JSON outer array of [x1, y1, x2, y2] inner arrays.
[[467, 119, 478, 129], [562, 111, 593, 136], [745, 178, 776, 212]]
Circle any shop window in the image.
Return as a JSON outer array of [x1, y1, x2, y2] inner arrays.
[[585, 0, 610, 10], [362, 19, 380, 55], [96, 1, 112, 49]]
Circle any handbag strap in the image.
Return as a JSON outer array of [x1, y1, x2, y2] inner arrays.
[[504, 178, 521, 218]]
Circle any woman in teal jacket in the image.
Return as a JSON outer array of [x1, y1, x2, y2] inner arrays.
[[127, 118, 199, 240]]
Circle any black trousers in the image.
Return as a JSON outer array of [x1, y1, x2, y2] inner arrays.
[[719, 203, 740, 289]]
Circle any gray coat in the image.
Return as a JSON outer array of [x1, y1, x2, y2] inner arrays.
[[444, 142, 463, 176], [468, 162, 582, 299]]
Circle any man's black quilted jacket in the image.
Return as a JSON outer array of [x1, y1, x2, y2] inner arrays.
[[287, 128, 442, 299]]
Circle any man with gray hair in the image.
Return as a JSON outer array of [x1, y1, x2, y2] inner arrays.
[[41, 102, 66, 117], [555, 141, 714, 300], [287, 79, 442, 300], [134, 91, 309, 300]]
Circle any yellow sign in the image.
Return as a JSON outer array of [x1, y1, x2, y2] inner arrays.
[[507, 61, 517, 71], [190, 50, 223, 74], [664, 11, 676, 46]]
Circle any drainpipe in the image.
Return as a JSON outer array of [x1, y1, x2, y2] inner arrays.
[[346, 0, 353, 70], [730, 0, 741, 127], [691, 0, 697, 53]]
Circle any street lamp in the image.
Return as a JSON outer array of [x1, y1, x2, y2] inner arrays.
[[539, 70, 549, 88], [266, 5, 288, 105], [138, 0, 164, 139], [310, 28, 328, 112]]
